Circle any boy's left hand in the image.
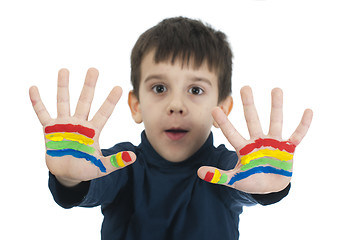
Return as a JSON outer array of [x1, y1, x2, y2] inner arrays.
[[198, 86, 313, 194]]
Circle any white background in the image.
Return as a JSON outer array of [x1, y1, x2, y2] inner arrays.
[[1, 0, 339, 239]]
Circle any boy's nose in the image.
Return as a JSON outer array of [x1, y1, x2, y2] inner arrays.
[[169, 108, 183, 114], [167, 95, 187, 116]]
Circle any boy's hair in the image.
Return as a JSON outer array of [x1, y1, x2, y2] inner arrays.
[[130, 17, 233, 103]]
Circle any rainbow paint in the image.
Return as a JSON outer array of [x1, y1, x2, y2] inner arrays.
[[45, 124, 106, 172], [46, 140, 95, 154], [240, 149, 293, 165], [239, 138, 296, 155], [45, 124, 95, 138], [240, 157, 293, 171], [204, 171, 214, 182], [46, 149, 106, 172], [228, 166, 292, 185], [203, 169, 228, 185], [226, 138, 295, 185], [110, 152, 132, 168], [45, 132, 94, 145]]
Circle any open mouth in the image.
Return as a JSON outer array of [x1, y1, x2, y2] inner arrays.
[[165, 128, 188, 141]]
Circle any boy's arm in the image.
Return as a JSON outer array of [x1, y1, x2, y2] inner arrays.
[[198, 86, 313, 194], [48, 172, 91, 208], [29, 68, 136, 188]]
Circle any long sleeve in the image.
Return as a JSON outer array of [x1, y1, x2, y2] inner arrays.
[[251, 183, 291, 206], [48, 141, 135, 209], [48, 173, 91, 209]]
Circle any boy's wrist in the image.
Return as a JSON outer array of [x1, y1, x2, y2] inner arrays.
[[251, 183, 291, 206], [55, 176, 82, 188]]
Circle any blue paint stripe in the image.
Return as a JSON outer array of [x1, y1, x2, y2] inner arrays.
[[46, 149, 106, 173], [228, 166, 292, 185]]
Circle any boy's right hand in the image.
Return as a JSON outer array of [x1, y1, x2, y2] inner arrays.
[[29, 68, 136, 187]]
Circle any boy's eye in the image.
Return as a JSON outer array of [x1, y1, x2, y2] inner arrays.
[[189, 86, 204, 95], [152, 84, 167, 94]]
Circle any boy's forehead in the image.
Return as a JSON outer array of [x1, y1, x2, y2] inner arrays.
[[141, 49, 218, 79]]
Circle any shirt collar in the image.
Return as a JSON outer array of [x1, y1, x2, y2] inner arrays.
[[138, 130, 214, 169]]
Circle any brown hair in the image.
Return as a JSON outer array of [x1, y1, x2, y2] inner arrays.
[[130, 17, 233, 103]]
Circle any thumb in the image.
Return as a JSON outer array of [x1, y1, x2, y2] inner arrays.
[[101, 151, 137, 174], [197, 166, 235, 187]]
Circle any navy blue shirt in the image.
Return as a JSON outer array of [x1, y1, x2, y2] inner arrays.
[[49, 131, 290, 240]]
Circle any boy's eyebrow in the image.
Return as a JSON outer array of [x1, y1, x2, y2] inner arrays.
[[144, 74, 166, 83], [144, 74, 212, 86], [190, 77, 212, 86]]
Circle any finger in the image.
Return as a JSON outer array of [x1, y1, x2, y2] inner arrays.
[[57, 69, 71, 118], [197, 166, 236, 187], [268, 88, 283, 138], [241, 86, 263, 138], [74, 68, 99, 119], [29, 86, 52, 126], [289, 109, 313, 146], [100, 151, 136, 174], [91, 86, 123, 130], [212, 107, 246, 151]]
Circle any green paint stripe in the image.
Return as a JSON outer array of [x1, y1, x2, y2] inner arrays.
[[240, 157, 293, 171], [110, 155, 119, 168], [46, 140, 95, 154], [217, 173, 228, 184]]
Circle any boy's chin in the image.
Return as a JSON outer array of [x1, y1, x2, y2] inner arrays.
[[158, 146, 197, 163]]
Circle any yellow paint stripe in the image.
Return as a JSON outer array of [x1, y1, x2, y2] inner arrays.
[[45, 132, 94, 145], [241, 149, 293, 165], [211, 169, 222, 183], [116, 152, 125, 167]]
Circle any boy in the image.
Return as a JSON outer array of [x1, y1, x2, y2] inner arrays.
[[29, 17, 312, 239]]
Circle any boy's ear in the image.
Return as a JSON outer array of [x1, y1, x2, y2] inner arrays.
[[128, 91, 143, 124], [213, 96, 233, 128]]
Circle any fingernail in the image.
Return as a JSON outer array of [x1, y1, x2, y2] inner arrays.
[[204, 171, 214, 182], [110, 151, 132, 168], [122, 151, 132, 162]]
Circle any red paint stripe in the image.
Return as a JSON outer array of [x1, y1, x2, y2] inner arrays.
[[122, 151, 132, 162], [239, 138, 296, 155], [45, 124, 95, 138], [204, 171, 214, 182]]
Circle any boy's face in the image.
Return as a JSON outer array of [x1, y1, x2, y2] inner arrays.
[[129, 50, 232, 162]]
